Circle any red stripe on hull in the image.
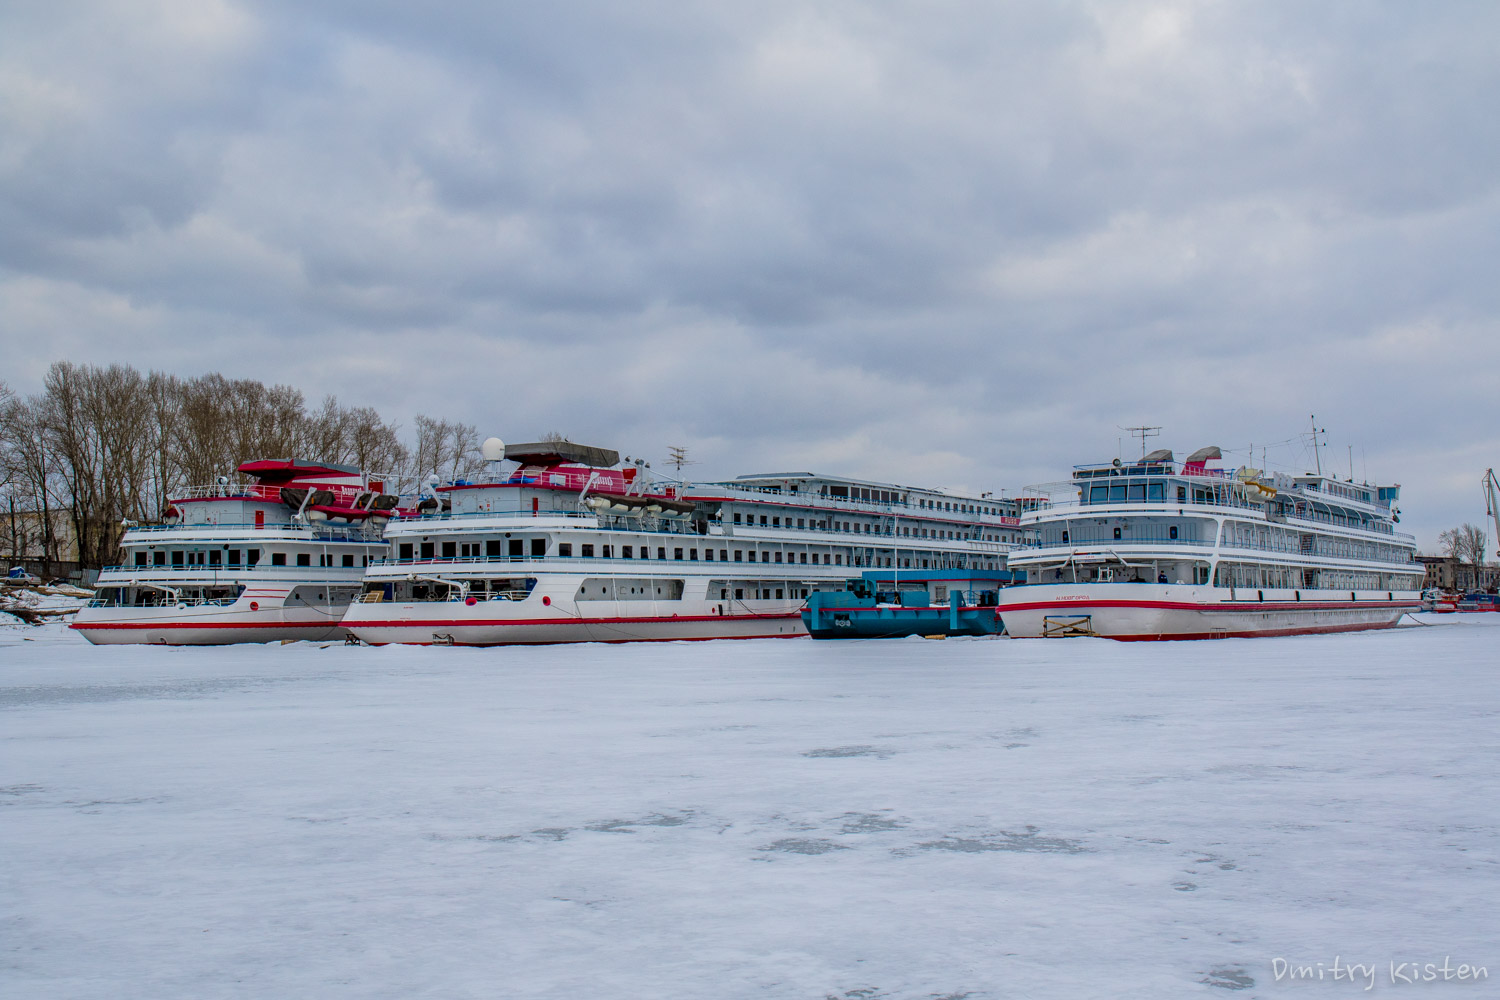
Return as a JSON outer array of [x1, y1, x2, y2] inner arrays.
[[71, 620, 342, 631], [999, 599, 1420, 614], [344, 611, 801, 629], [364, 632, 806, 647], [1108, 620, 1405, 641]]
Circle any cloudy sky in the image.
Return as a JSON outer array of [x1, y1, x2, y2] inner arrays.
[[2, 1, 1497, 549]]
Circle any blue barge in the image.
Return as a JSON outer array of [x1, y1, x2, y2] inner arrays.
[[801, 570, 1019, 639]]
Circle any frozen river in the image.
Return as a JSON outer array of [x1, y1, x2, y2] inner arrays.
[[3, 619, 1497, 998]]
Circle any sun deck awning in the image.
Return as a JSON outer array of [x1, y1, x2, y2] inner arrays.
[[236, 459, 362, 483], [503, 441, 620, 468]]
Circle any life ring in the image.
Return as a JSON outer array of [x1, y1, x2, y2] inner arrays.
[[249, 601, 259, 611], [542, 595, 551, 606], [465, 596, 477, 606]]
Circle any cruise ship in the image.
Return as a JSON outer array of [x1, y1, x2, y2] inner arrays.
[[996, 446, 1423, 639], [340, 440, 1027, 645], [72, 460, 405, 645]]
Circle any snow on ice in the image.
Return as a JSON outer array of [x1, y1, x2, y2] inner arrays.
[[2, 618, 1497, 998]]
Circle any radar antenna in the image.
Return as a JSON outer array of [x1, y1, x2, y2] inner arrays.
[[666, 445, 696, 478], [1120, 425, 1161, 460]]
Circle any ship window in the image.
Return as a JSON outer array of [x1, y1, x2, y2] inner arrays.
[[835, 555, 842, 565], [733, 512, 741, 524], [734, 550, 743, 562], [297, 553, 311, 566], [774, 552, 782, 563], [558, 543, 572, 557], [704, 549, 713, 561], [735, 588, 744, 599], [1113, 527, 1122, 540], [272, 552, 286, 566], [1128, 484, 1145, 501], [772, 517, 780, 527], [1061, 531, 1069, 543], [229, 549, 241, 565], [171, 551, 183, 566], [760, 515, 768, 526], [1169, 526, 1178, 540], [209, 550, 221, 566], [1148, 482, 1165, 502], [798, 518, 805, 528], [420, 542, 434, 559], [762, 552, 770, 562], [657, 547, 666, 560], [399, 543, 413, 560], [343, 554, 354, 567], [800, 553, 808, 563], [776, 589, 784, 599], [490, 540, 505, 558], [623, 545, 633, 559], [581, 544, 594, 558], [135, 551, 147, 567], [1109, 485, 1126, 502], [719, 549, 728, 561], [1090, 485, 1107, 503], [532, 539, 546, 557], [247, 549, 259, 566], [689, 548, 698, 561], [441, 541, 456, 558]]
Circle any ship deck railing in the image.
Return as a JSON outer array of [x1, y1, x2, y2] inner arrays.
[[98, 563, 368, 576], [692, 483, 1023, 524], [120, 522, 384, 542], [84, 596, 239, 609], [366, 553, 986, 573], [170, 482, 381, 506], [1030, 533, 1217, 548], [1028, 497, 1414, 543]]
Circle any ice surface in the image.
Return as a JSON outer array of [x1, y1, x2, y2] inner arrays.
[[2, 618, 1498, 998]]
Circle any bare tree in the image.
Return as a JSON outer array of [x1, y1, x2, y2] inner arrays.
[[1460, 523, 1489, 591], [410, 415, 483, 485], [3, 359, 485, 567], [346, 406, 407, 476]]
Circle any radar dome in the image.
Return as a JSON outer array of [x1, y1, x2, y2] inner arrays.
[[480, 437, 506, 462]]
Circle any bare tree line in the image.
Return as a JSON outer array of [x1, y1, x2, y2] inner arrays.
[[1437, 523, 1492, 591], [1, 362, 486, 570]]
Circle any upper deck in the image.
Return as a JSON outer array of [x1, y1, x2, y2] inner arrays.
[[1024, 450, 1410, 542]]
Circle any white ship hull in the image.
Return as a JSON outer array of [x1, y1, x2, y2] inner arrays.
[[343, 595, 806, 646], [996, 584, 1420, 640], [72, 592, 350, 645]]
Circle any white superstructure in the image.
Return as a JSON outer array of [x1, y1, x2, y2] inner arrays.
[[997, 446, 1423, 639], [72, 460, 401, 645], [341, 441, 1027, 645]]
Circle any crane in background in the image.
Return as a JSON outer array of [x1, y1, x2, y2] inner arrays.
[[1486, 469, 1500, 559]]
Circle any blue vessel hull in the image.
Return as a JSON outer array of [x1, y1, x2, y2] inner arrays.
[[802, 589, 1002, 639]]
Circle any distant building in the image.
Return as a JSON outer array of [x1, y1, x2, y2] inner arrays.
[[1417, 554, 1498, 592], [2, 504, 80, 579]]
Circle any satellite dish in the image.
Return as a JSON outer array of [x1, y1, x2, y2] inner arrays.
[[480, 437, 506, 462]]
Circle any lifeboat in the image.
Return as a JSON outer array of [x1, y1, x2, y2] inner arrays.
[[1232, 468, 1277, 503], [586, 491, 696, 517]]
